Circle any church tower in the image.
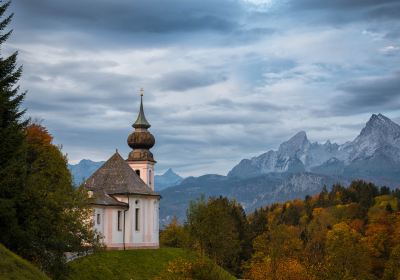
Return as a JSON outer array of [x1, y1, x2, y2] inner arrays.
[[127, 89, 156, 190]]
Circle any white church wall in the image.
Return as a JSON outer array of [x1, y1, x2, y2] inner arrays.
[[110, 208, 124, 244], [93, 207, 105, 239]]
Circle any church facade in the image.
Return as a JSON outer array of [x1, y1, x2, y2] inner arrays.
[[84, 93, 160, 249]]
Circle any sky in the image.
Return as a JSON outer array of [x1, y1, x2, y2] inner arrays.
[[7, 0, 400, 176]]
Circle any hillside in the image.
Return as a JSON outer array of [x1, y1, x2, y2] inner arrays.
[[0, 244, 50, 280], [67, 248, 235, 280]]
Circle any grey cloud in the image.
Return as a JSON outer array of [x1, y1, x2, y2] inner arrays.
[[13, 0, 243, 34], [282, 0, 400, 25], [208, 98, 291, 112], [11, 0, 400, 176], [289, 0, 399, 10], [157, 70, 227, 91], [334, 72, 400, 114]]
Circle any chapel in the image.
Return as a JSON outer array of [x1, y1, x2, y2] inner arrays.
[[84, 91, 160, 249]]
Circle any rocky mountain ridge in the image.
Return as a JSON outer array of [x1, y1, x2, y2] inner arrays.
[[228, 114, 400, 185], [160, 113, 400, 224]]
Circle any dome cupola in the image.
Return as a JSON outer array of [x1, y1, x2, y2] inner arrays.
[[127, 89, 156, 162]]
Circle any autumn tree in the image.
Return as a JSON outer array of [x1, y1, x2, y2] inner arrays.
[[160, 216, 189, 248], [383, 244, 400, 280], [246, 224, 304, 280], [324, 222, 373, 280]]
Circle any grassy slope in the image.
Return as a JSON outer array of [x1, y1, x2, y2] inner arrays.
[[68, 248, 235, 280], [0, 243, 50, 280]]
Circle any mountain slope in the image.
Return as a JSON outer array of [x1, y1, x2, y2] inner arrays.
[[160, 172, 345, 225], [155, 168, 183, 191], [68, 159, 104, 185]]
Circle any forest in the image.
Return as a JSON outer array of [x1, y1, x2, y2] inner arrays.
[[161, 181, 400, 280]]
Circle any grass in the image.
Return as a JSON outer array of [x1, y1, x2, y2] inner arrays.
[[67, 248, 235, 280], [0, 243, 50, 280]]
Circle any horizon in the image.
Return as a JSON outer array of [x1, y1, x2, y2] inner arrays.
[[71, 113, 400, 177], [9, 0, 400, 177]]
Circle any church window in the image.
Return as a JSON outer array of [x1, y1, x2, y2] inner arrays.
[[149, 170, 152, 185], [117, 211, 122, 231], [135, 170, 140, 176], [96, 213, 100, 225], [135, 208, 140, 231]]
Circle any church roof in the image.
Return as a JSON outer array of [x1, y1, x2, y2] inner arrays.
[[84, 152, 159, 197], [91, 191, 129, 207]]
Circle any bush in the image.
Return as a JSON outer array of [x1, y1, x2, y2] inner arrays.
[[155, 258, 235, 280]]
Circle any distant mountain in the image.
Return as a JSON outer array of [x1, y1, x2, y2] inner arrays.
[[68, 159, 183, 190], [155, 168, 183, 191], [68, 159, 105, 185], [228, 113, 400, 185], [159, 172, 345, 225], [160, 114, 400, 225]]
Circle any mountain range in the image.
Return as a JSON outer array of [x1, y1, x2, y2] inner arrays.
[[159, 113, 400, 224], [68, 114, 400, 225], [228, 113, 400, 185]]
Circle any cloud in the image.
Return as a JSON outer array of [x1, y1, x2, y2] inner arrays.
[[8, 0, 400, 176], [282, 0, 400, 26], [334, 72, 400, 114], [157, 70, 227, 91], [13, 0, 243, 34]]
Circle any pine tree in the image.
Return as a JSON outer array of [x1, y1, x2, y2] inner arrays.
[[0, 0, 27, 248]]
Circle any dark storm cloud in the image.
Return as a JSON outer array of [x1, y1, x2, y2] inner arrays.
[[334, 72, 400, 114], [13, 0, 243, 34], [157, 70, 227, 91]]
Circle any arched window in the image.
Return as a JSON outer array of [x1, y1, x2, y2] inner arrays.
[[135, 170, 140, 176], [149, 170, 152, 185]]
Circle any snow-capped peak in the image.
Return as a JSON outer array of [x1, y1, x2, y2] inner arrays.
[[360, 113, 400, 137], [278, 131, 310, 154]]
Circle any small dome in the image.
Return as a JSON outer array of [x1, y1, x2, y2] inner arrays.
[[127, 131, 155, 150]]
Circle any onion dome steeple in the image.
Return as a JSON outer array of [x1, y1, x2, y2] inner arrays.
[[133, 88, 151, 129], [127, 89, 156, 162]]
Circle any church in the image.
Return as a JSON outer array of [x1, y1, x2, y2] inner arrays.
[[84, 92, 160, 249]]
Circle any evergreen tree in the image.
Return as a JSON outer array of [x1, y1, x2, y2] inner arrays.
[[0, 4, 100, 277], [0, 0, 27, 249]]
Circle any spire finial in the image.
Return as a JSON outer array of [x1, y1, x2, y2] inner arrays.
[[132, 89, 151, 129]]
